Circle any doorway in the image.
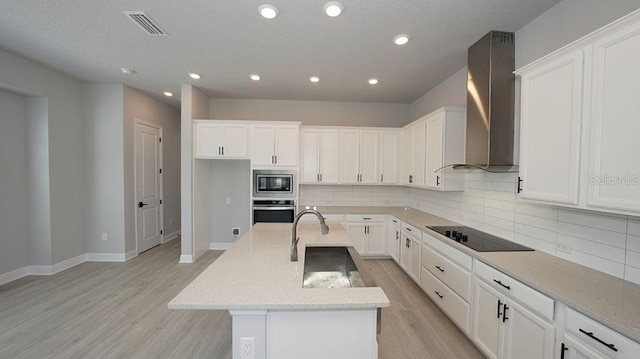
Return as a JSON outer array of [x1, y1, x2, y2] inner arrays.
[[135, 121, 163, 253]]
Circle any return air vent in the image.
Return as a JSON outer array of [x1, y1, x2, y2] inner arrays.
[[123, 11, 167, 36]]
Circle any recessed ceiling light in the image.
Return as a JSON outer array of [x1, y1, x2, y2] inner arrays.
[[309, 76, 320, 83], [250, 74, 261, 81], [163, 91, 174, 97], [259, 4, 278, 19], [120, 67, 136, 75], [368, 78, 379, 85], [323, 2, 343, 17], [393, 34, 410, 46], [188, 72, 202, 80]]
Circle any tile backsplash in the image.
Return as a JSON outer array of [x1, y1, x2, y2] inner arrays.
[[300, 172, 640, 285]]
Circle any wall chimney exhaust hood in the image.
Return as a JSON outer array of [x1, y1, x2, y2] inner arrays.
[[445, 31, 518, 173]]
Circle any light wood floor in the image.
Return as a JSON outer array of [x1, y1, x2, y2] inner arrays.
[[0, 239, 483, 358]]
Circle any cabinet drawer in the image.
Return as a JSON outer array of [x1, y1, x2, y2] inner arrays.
[[474, 260, 554, 321], [421, 245, 472, 301], [401, 222, 421, 235], [344, 214, 386, 222], [565, 307, 640, 359], [420, 268, 470, 334], [423, 230, 472, 270]]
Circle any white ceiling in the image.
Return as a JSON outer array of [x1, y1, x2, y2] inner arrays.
[[0, 0, 562, 107]]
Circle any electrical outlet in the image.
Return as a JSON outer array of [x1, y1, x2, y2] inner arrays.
[[233, 228, 240, 236], [554, 241, 571, 254], [101, 232, 108, 241], [240, 337, 255, 359], [226, 197, 231, 205]]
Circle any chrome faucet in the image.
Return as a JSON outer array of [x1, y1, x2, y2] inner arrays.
[[291, 209, 330, 261]]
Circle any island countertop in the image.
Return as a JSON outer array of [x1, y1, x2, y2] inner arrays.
[[168, 223, 390, 311]]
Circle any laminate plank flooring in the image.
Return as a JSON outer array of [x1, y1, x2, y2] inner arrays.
[[0, 239, 483, 358]]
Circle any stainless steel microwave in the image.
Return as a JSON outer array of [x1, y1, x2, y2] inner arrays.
[[253, 170, 296, 198]]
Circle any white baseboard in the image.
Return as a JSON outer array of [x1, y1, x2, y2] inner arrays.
[[209, 242, 234, 250], [50, 253, 86, 274], [179, 254, 193, 263], [163, 229, 181, 243], [0, 266, 30, 286], [85, 253, 127, 262], [125, 249, 138, 261]]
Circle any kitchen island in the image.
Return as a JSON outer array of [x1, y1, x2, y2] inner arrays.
[[169, 222, 389, 359]]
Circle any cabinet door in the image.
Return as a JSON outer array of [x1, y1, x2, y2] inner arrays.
[[402, 126, 413, 185], [425, 114, 444, 189], [195, 123, 223, 157], [411, 121, 426, 186], [389, 223, 401, 263], [359, 131, 379, 184], [518, 50, 583, 205], [341, 130, 360, 184], [300, 129, 320, 183], [471, 279, 503, 359], [274, 125, 299, 166], [319, 130, 340, 183], [587, 23, 640, 212], [563, 334, 608, 359], [408, 237, 421, 282], [380, 130, 398, 184], [347, 224, 367, 254], [503, 299, 555, 359], [400, 234, 411, 273], [222, 124, 249, 157], [366, 223, 386, 255], [252, 124, 276, 165]]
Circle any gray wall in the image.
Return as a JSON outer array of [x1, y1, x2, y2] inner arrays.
[[83, 84, 125, 254], [210, 160, 251, 244], [409, 67, 468, 121], [209, 98, 410, 127], [0, 89, 29, 274]]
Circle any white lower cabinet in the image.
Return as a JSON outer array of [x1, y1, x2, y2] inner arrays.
[[387, 217, 401, 263], [471, 261, 555, 359], [399, 222, 421, 283], [345, 215, 386, 256], [559, 306, 640, 359]]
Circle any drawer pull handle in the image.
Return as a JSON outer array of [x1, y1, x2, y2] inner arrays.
[[560, 343, 568, 359], [493, 279, 511, 290], [405, 227, 412, 231], [362, 217, 371, 220], [579, 328, 618, 352], [434, 291, 443, 299], [497, 299, 502, 319], [502, 304, 509, 323], [435, 265, 445, 272]]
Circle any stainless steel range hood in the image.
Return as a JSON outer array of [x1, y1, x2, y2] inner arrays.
[[450, 31, 518, 173]]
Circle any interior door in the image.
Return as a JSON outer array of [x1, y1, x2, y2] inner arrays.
[[136, 122, 162, 253]]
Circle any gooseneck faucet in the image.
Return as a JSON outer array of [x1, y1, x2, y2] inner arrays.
[[291, 209, 330, 261]]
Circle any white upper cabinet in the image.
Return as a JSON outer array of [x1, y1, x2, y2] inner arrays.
[[586, 20, 640, 213], [300, 128, 340, 184], [340, 130, 379, 184], [194, 121, 249, 159], [379, 130, 399, 184], [516, 9, 640, 216], [517, 50, 584, 205], [251, 123, 300, 166], [402, 120, 426, 186], [424, 107, 466, 191]]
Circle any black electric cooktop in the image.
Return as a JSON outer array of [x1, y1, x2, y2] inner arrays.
[[426, 226, 533, 252]]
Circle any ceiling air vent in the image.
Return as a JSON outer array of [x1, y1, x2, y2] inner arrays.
[[123, 11, 167, 36]]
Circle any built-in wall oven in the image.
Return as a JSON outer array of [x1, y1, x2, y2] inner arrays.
[[252, 170, 297, 224]]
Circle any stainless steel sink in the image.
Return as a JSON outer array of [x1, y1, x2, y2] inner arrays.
[[302, 246, 372, 288]]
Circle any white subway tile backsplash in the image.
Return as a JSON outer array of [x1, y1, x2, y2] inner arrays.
[[301, 171, 639, 284]]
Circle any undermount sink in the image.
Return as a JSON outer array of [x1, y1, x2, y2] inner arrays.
[[302, 246, 372, 288]]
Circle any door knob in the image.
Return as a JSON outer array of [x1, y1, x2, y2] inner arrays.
[[138, 201, 148, 208]]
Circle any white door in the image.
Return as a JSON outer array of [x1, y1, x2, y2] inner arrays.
[[194, 122, 223, 158], [301, 129, 320, 183], [425, 115, 444, 189], [402, 126, 413, 185], [366, 223, 386, 255], [136, 122, 162, 253], [518, 50, 583, 205], [221, 124, 248, 157], [341, 130, 361, 184], [471, 279, 503, 359], [408, 236, 421, 282], [319, 130, 340, 183], [252, 124, 276, 165], [274, 125, 299, 166], [587, 23, 640, 212], [411, 121, 426, 186], [503, 298, 555, 359], [347, 224, 367, 254]]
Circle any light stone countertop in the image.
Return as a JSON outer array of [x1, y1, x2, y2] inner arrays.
[[308, 205, 640, 343], [168, 222, 390, 311]]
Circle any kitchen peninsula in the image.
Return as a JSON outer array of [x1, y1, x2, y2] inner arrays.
[[169, 222, 389, 359]]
